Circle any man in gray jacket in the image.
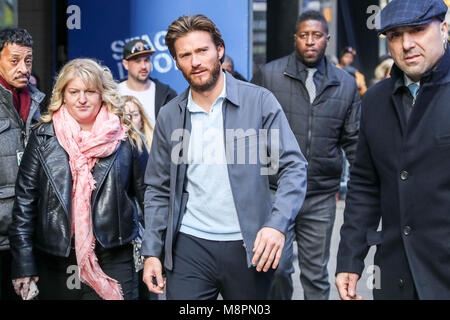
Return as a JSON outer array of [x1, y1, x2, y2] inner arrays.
[[252, 10, 360, 300], [0, 28, 44, 299], [141, 14, 307, 300]]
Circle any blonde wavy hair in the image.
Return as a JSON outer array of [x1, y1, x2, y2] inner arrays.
[[41, 58, 144, 152], [374, 58, 394, 82], [122, 95, 153, 150]]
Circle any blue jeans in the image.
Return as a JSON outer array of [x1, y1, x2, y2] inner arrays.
[[270, 192, 336, 300]]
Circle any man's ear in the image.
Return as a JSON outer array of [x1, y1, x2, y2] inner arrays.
[[441, 21, 448, 42], [122, 59, 129, 71], [217, 44, 225, 61]]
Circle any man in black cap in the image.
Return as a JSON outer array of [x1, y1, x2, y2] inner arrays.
[[336, 0, 450, 300], [119, 39, 177, 130]]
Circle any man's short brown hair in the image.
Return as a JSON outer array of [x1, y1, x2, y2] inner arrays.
[[165, 14, 225, 63]]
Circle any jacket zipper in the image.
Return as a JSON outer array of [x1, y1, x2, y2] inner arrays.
[[305, 103, 313, 159], [305, 85, 314, 159], [222, 101, 247, 250], [284, 71, 314, 159]]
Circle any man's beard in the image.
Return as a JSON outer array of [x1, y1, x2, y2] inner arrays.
[[130, 70, 149, 84], [184, 59, 222, 92], [295, 46, 326, 68]]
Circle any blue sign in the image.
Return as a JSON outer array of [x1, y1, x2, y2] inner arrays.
[[68, 0, 252, 93]]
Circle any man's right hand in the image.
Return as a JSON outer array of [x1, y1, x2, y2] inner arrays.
[[142, 256, 165, 294], [335, 272, 363, 300]]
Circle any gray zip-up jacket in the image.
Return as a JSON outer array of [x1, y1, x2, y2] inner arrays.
[[0, 83, 44, 250], [141, 72, 307, 270]]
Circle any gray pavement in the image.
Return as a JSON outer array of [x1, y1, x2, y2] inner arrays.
[[291, 200, 375, 300]]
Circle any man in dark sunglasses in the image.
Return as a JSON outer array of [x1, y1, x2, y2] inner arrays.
[[119, 39, 176, 131]]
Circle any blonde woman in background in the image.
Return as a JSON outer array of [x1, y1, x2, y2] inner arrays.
[[369, 56, 394, 87], [374, 57, 394, 82], [9, 58, 148, 300], [121, 95, 155, 301], [122, 95, 153, 150]]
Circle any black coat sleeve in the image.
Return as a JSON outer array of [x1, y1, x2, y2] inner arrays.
[[130, 138, 149, 225], [340, 83, 361, 166], [336, 97, 381, 276]]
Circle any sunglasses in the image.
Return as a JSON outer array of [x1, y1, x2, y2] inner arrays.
[[130, 43, 152, 54]]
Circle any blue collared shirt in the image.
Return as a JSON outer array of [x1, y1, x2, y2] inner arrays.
[[179, 74, 243, 241]]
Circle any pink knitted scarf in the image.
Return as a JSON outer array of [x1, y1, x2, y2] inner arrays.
[[53, 106, 128, 300]]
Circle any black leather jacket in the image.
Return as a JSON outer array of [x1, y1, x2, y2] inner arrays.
[[9, 122, 148, 278]]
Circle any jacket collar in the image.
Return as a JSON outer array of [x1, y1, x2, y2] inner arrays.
[[392, 47, 450, 93], [0, 83, 43, 125], [283, 52, 340, 85], [0, 82, 45, 104], [28, 84, 45, 105], [35, 121, 55, 136], [294, 54, 326, 76]]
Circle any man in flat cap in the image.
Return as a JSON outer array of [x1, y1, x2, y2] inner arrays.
[[336, 0, 450, 300]]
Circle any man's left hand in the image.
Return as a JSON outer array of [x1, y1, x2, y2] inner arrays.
[[251, 227, 285, 272]]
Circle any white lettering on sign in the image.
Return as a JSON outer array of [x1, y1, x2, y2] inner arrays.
[[66, 5, 81, 30]]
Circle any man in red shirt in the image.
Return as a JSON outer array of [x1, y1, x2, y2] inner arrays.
[[0, 28, 44, 300]]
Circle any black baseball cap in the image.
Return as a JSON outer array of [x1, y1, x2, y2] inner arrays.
[[123, 39, 155, 60]]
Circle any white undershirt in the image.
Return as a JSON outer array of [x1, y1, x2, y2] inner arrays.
[[118, 80, 156, 128]]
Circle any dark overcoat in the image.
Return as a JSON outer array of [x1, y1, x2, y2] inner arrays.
[[337, 48, 450, 300]]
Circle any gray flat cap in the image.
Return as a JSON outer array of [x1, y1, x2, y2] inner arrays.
[[378, 0, 448, 35]]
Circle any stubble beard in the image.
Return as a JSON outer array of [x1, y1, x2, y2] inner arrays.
[[185, 59, 222, 92], [130, 70, 149, 84], [295, 46, 326, 68]]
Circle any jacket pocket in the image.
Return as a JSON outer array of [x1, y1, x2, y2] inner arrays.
[[0, 118, 10, 134], [366, 229, 382, 246], [0, 186, 15, 199]]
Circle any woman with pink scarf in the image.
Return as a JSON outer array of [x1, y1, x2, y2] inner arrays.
[[9, 58, 149, 300]]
